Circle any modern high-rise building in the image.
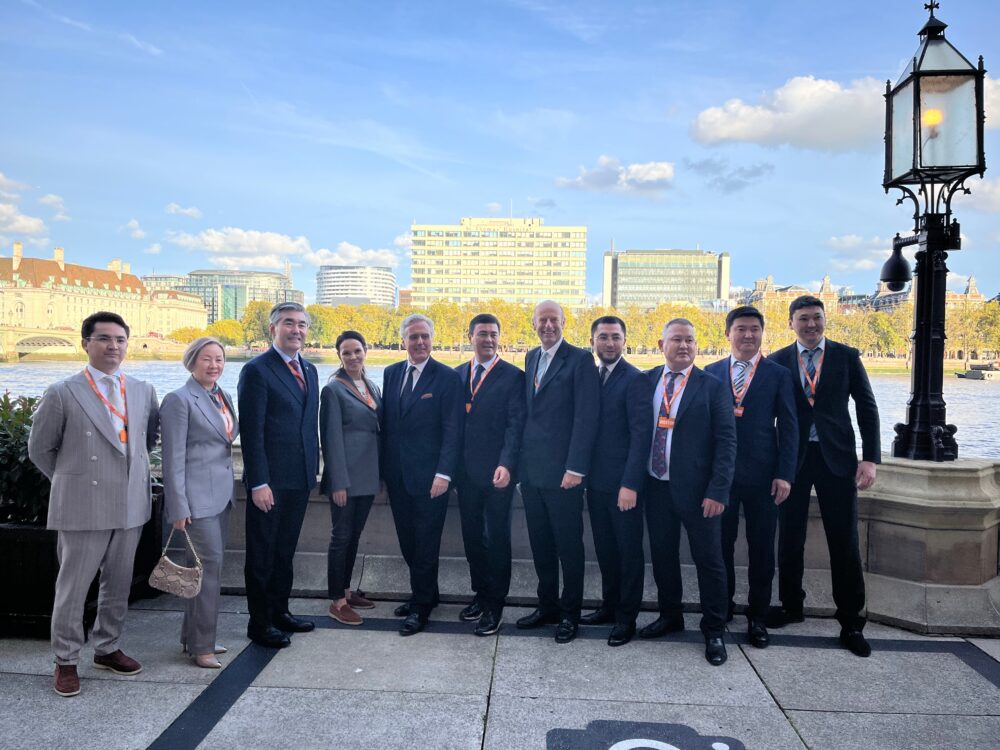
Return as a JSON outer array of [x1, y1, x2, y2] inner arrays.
[[410, 217, 587, 308], [315, 265, 396, 307], [602, 248, 731, 310], [142, 267, 304, 323]]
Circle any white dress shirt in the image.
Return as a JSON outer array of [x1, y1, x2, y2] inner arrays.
[[796, 338, 825, 442], [648, 363, 694, 481]]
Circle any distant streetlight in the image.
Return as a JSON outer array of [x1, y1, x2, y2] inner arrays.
[[879, 1, 986, 461]]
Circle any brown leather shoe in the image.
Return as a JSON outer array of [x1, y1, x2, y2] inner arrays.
[[93, 650, 142, 675], [329, 601, 363, 626], [54, 665, 80, 697], [347, 591, 375, 610]]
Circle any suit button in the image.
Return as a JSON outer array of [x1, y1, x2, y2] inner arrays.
[[91, 480, 98, 486], [91, 456, 98, 461], [86, 431, 93, 437]]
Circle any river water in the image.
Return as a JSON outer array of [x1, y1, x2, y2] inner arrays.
[[2, 360, 997, 459]]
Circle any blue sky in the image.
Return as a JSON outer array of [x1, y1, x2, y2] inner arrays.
[[2, 0, 999, 302]]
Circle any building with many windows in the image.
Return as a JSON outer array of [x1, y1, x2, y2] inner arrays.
[[742, 274, 840, 314], [142, 266, 303, 323], [602, 248, 730, 310], [316, 265, 396, 307], [409, 217, 587, 308]]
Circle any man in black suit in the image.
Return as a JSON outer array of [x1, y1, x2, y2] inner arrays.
[[641, 318, 736, 666], [580, 316, 653, 647], [705, 306, 798, 649], [238, 302, 320, 648], [382, 314, 464, 636], [454, 313, 525, 636], [516, 300, 600, 644], [768, 295, 880, 657]]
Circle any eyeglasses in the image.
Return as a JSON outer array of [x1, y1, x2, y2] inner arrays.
[[86, 335, 129, 346]]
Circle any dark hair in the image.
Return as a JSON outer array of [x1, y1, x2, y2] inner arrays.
[[590, 315, 627, 337], [82, 311, 130, 340], [468, 313, 501, 336], [335, 330, 367, 351], [725, 306, 765, 334], [789, 295, 825, 318]]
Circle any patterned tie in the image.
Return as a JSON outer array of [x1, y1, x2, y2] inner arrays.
[[803, 348, 818, 400], [651, 371, 680, 478], [287, 358, 306, 392], [733, 360, 748, 394], [534, 351, 549, 393], [103, 375, 125, 436], [400, 364, 417, 409], [471, 363, 485, 391], [599, 365, 609, 385]]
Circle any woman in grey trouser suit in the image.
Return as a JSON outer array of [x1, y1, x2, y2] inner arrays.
[[161, 337, 238, 668], [321, 330, 383, 625]]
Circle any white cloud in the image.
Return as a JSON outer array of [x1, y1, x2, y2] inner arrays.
[[119, 33, 163, 56], [168, 226, 314, 270], [303, 241, 399, 268], [957, 177, 1000, 213], [0, 172, 28, 194], [39, 193, 70, 221], [144, 243, 162, 255], [485, 202, 503, 214], [987, 77, 1000, 130], [556, 155, 674, 194], [393, 232, 413, 250], [0, 202, 47, 236], [825, 233, 897, 273], [691, 76, 885, 152], [125, 218, 146, 239], [165, 202, 202, 219]]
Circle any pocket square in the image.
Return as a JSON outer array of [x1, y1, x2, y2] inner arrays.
[[420, 393, 434, 399]]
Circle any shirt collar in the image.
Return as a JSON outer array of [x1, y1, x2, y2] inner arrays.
[[473, 354, 498, 370], [406, 357, 431, 375], [665, 363, 694, 378], [541, 338, 563, 358], [730, 352, 761, 368], [86, 364, 122, 382], [600, 357, 622, 375], [796, 338, 826, 355], [272, 344, 300, 364]]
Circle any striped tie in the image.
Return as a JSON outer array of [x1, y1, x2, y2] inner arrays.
[[651, 372, 680, 478], [733, 360, 748, 394], [803, 348, 818, 400], [534, 352, 549, 393]]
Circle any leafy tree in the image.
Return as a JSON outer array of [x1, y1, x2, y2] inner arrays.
[[241, 301, 272, 345], [169, 326, 208, 344], [206, 319, 245, 346]]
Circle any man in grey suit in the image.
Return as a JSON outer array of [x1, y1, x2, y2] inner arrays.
[[29, 311, 159, 697]]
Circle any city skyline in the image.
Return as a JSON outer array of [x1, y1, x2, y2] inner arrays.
[[3, 1, 999, 303]]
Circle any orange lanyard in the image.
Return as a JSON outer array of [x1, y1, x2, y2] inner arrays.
[[84, 369, 128, 442], [214, 392, 234, 440], [337, 374, 376, 410], [798, 349, 824, 406], [467, 357, 500, 412], [660, 369, 688, 417], [731, 356, 761, 409]]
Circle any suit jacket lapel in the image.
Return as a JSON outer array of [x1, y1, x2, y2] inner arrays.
[[675, 367, 703, 423], [67, 372, 125, 453], [266, 348, 306, 403], [535, 344, 566, 395], [187, 378, 228, 441], [403, 360, 435, 415]]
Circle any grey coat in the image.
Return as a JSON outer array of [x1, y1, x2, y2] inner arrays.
[[160, 377, 238, 523], [28, 370, 159, 531], [319, 374, 382, 497]]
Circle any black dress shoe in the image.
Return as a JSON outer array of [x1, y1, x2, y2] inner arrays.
[[248, 627, 291, 649], [580, 608, 615, 626], [274, 613, 315, 633], [705, 637, 728, 666], [748, 620, 769, 649], [554, 619, 578, 644], [459, 601, 483, 622], [607, 623, 635, 647], [474, 611, 502, 637], [766, 606, 804, 629], [839, 629, 871, 657], [394, 603, 411, 617], [399, 613, 426, 636], [516, 609, 560, 629], [638, 615, 685, 639]]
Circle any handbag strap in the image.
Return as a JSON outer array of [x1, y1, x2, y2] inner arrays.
[[161, 527, 203, 569]]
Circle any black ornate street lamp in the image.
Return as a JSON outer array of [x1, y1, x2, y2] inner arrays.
[[880, 1, 986, 462]]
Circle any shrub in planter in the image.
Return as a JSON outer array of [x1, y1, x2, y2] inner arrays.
[[0, 393, 51, 524]]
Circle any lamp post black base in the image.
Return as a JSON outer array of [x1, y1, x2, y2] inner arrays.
[[891, 421, 959, 462]]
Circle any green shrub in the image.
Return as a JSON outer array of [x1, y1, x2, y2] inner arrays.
[[0, 393, 51, 525]]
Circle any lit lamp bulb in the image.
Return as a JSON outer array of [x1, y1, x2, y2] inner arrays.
[[922, 107, 944, 139]]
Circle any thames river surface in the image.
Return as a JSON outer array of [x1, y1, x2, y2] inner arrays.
[[2, 360, 998, 459]]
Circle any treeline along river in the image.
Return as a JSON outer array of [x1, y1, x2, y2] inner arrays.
[[2, 360, 998, 459]]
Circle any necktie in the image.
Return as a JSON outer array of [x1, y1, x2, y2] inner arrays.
[[599, 365, 609, 385], [804, 348, 819, 440], [471, 363, 485, 391], [288, 358, 306, 392], [103, 375, 125, 434], [651, 371, 680, 478], [400, 364, 417, 409], [534, 351, 549, 393], [733, 360, 749, 394]]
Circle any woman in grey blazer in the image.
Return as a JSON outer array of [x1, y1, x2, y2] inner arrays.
[[321, 330, 383, 625], [161, 337, 238, 668]]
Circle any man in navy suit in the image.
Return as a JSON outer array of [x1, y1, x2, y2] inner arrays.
[[705, 306, 798, 649], [580, 316, 653, 647], [768, 295, 880, 658], [516, 300, 600, 644], [238, 302, 319, 648], [382, 314, 463, 636], [454, 313, 525, 636], [641, 318, 736, 666]]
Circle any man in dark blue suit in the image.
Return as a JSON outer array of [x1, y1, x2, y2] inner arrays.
[[238, 302, 320, 648], [580, 316, 653, 647], [516, 300, 600, 644], [454, 313, 525, 636], [705, 306, 798, 649], [382, 313, 463, 636], [768, 295, 880, 658], [641, 318, 736, 666]]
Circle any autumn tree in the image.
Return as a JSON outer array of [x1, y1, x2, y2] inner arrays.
[[206, 319, 245, 346], [168, 326, 207, 344], [241, 301, 272, 346]]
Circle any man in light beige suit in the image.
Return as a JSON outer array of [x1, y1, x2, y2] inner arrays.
[[29, 311, 159, 697]]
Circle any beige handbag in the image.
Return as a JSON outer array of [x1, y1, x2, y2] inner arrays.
[[148, 528, 203, 599]]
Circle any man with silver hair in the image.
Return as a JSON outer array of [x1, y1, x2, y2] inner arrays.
[[237, 302, 320, 648], [382, 313, 463, 636]]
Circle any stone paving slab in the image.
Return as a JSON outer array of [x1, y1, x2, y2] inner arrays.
[[786, 710, 1000, 750], [199, 687, 486, 750], [483, 695, 807, 750], [0, 672, 204, 750], [971, 637, 1000, 662]]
